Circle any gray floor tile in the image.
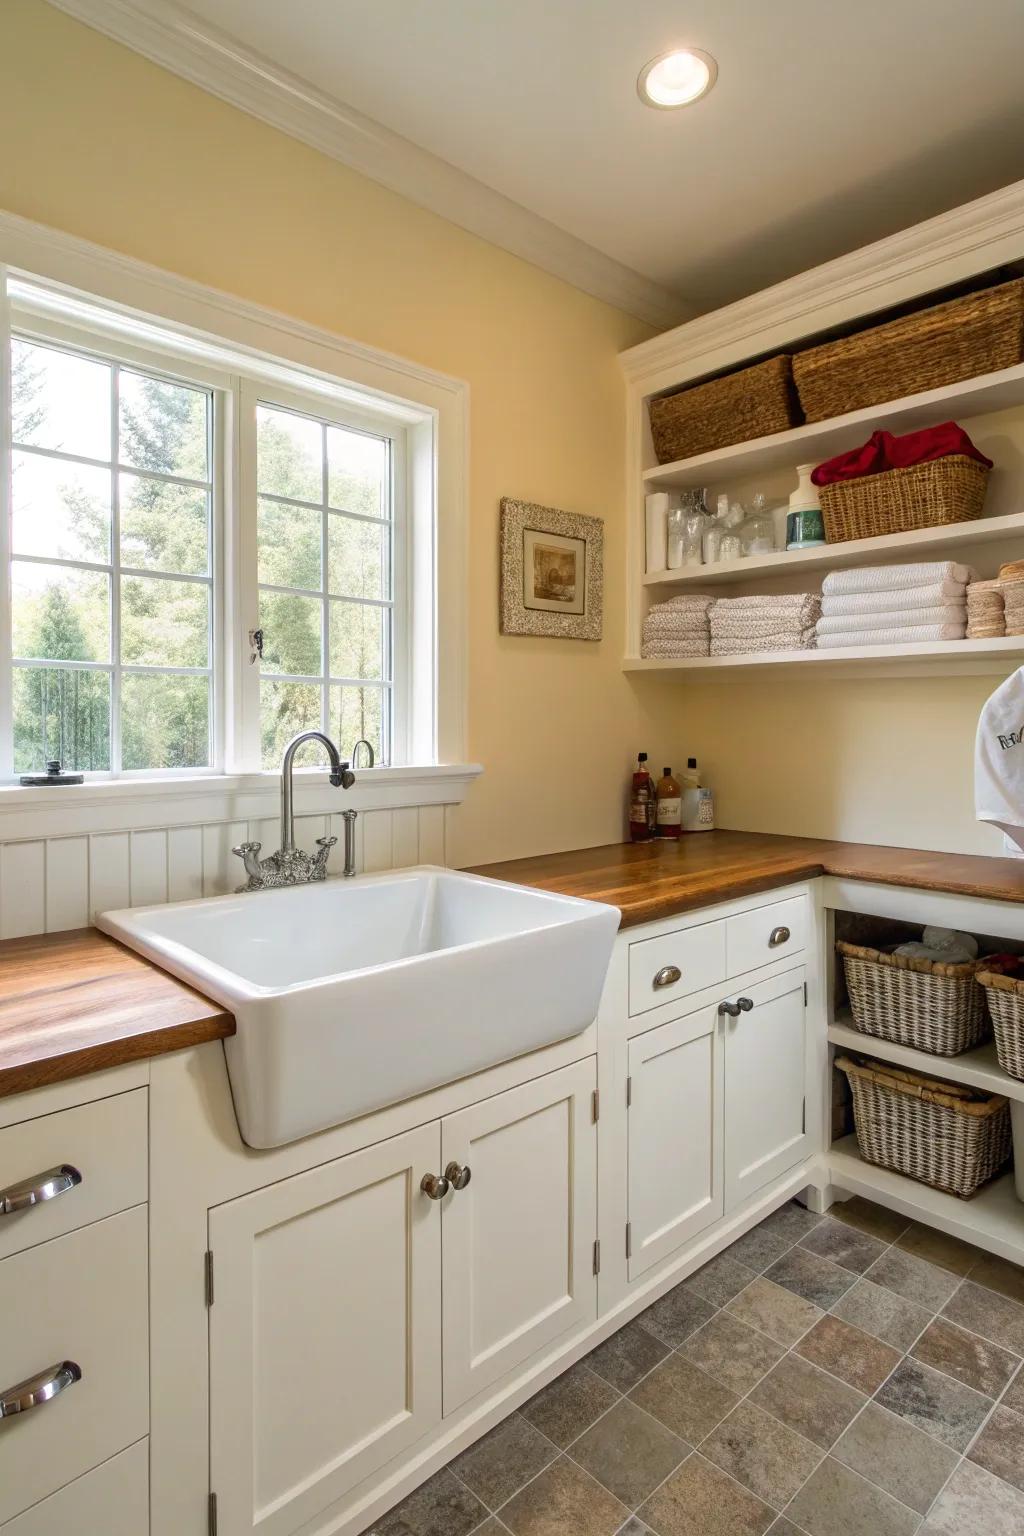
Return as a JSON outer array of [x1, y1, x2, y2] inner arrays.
[[520, 1363, 620, 1450], [830, 1278, 933, 1352], [587, 1319, 670, 1393], [766, 1523, 805, 1536], [798, 1217, 887, 1275], [911, 1318, 1019, 1398], [615, 1520, 654, 1536], [569, 1399, 689, 1510], [968, 1403, 1024, 1493], [680, 1311, 785, 1394], [967, 1252, 1024, 1307], [895, 1223, 983, 1278], [748, 1353, 866, 1450], [727, 1277, 823, 1346], [638, 1283, 717, 1350], [1001, 1363, 1024, 1414], [864, 1249, 961, 1314], [638, 1453, 775, 1536], [920, 1458, 1024, 1534], [500, 1459, 629, 1536], [368, 1468, 490, 1536], [765, 1247, 857, 1309], [629, 1353, 738, 1445], [726, 1204, 823, 1273], [452, 1415, 558, 1510], [785, 1457, 920, 1536], [942, 1281, 1024, 1356], [794, 1313, 902, 1394], [683, 1251, 756, 1308], [830, 1197, 911, 1244], [832, 1401, 958, 1515], [700, 1398, 823, 1509], [875, 1357, 992, 1452]]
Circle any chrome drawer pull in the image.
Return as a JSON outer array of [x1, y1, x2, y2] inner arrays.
[[420, 1172, 450, 1200], [768, 925, 791, 948], [0, 1165, 82, 1216], [0, 1361, 81, 1418], [653, 965, 682, 990], [719, 997, 754, 1018], [444, 1161, 472, 1191]]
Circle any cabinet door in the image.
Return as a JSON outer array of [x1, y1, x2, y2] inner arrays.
[[441, 1059, 597, 1413], [627, 1004, 723, 1281], [209, 1124, 442, 1536], [723, 967, 808, 1210]]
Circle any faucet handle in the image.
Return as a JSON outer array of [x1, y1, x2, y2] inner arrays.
[[315, 835, 338, 849], [232, 840, 262, 859], [330, 763, 356, 789]]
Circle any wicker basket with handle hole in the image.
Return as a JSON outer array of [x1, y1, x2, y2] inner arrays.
[[976, 971, 1024, 1081], [837, 940, 989, 1056]]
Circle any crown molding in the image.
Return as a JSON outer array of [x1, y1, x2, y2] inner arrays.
[[619, 177, 1024, 389], [43, 0, 689, 331]]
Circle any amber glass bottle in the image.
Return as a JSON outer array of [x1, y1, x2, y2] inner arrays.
[[629, 753, 656, 841], [655, 768, 682, 838]]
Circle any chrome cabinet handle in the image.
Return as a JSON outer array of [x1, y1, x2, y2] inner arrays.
[[653, 965, 681, 990], [444, 1161, 471, 1191], [420, 1172, 450, 1200], [718, 997, 754, 1018], [768, 925, 791, 948], [0, 1165, 82, 1216], [0, 1361, 81, 1418]]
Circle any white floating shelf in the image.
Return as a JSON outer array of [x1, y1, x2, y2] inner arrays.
[[643, 511, 1024, 589], [828, 1134, 1024, 1266], [623, 635, 1024, 678], [644, 361, 1024, 490], [828, 1014, 1024, 1104]]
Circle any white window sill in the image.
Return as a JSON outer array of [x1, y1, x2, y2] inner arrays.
[[0, 764, 482, 840]]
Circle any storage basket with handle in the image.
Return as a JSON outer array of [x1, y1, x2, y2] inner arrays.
[[648, 355, 797, 464], [817, 454, 989, 543], [835, 1054, 1012, 1199], [976, 971, 1024, 1081], [837, 940, 989, 1056], [792, 277, 1024, 423]]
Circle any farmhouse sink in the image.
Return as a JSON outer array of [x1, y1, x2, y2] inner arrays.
[[99, 867, 620, 1147]]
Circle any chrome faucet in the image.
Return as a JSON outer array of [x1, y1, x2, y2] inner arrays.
[[232, 730, 356, 892]]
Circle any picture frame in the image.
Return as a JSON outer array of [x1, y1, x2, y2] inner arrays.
[[499, 498, 604, 640]]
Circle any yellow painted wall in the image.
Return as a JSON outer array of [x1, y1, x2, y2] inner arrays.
[[0, 0, 688, 865]]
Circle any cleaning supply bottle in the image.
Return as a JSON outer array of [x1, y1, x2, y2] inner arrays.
[[655, 768, 681, 839], [629, 753, 656, 842], [680, 759, 714, 832]]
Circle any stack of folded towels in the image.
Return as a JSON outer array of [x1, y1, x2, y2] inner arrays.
[[709, 593, 821, 655], [966, 579, 1006, 639], [1000, 562, 1024, 636], [641, 595, 713, 658], [816, 561, 973, 648]]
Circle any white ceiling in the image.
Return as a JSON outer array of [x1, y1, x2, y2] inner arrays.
[[57, 0, 1024, 321]]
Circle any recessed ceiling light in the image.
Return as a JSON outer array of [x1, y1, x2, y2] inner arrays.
[[637, 48, 717, 109]]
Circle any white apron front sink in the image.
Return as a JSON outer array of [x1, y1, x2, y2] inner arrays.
[[99, 866, 620, 1147]]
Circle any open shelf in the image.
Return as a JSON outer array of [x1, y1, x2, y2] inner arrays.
[[644, 361, 1024, 491], [828, 1134, 1024, 1266], [642, 511, 1024, 589], [623, 635, 1024, 678], [828, 1013, 1024, 1104]]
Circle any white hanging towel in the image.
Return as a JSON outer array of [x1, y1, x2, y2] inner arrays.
[[975, 666, 1024, 856]]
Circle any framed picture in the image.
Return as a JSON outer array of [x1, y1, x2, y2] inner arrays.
[[499, 498, 603, 640]]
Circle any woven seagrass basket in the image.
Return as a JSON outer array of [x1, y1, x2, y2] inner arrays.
[[977, 972, 1024, 1082], [837, 940, 988, 1056], [648, 355, 797, 464], [818, 455, 989, 544], [835, 1055, 1012, 1199], [793, 278, 1024, 423]]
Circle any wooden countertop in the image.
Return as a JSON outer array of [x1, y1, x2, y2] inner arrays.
[[0, 928, 234, 1099], [468, 829, 1024, 928]]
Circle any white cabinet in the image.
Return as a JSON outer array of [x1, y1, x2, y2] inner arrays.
[[626, 1004, 722, 1280], [0, 1440, 148, 1536], [208, 1124, 442, 1536], [722, 967, 808, 1209], [442, 1058, 597, 1411]]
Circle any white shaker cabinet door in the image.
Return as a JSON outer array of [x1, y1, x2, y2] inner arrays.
[[441, 1058, 598, 1413], [722, 966, 808, 1210], [208, 1123, 442, 1536], [627, 1003, 723, 1281]]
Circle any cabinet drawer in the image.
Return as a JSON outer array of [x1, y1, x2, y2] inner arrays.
[[0, 1207, 149, 1525], [0, 1091, 147, 1263], [628, 920, 727, 1017], [0, 1439, 148, 1535], [726, 896, 806, 977]]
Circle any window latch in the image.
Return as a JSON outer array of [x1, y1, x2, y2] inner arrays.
[[248, 628, 264, 665]]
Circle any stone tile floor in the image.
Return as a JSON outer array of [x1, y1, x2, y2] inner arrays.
[[368, 1197, 1024, 1536]]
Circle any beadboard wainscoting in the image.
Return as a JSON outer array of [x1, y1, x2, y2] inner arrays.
[[0, 804, 451, 940]]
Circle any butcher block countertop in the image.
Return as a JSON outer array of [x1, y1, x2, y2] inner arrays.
[[468, 829, 1024, 928], [0, 928, 234, 1099]]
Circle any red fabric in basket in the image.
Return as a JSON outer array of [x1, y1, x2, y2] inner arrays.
[[812, 422, 993, 486]]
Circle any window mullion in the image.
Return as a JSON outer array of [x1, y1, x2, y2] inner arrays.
[[110, 364, 122, 776], [0, 268, 13, 779], [320, 422, 330, 743]]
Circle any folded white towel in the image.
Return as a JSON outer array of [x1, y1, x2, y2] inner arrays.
[[641, 637, 711, 658], [647, 595, 715, 613], [710, 630, 817, 655], [821, 580, 971, 616], [816, 623, 966, 648], [822, 562, 975, 597], [712, 617, 823, 640], [710, 593, 819, 613], [817, 604, 965, 635], [643, 613, 710, 632]]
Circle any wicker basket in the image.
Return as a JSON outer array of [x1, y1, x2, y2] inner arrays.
[[793, 278, 1024, 423], [977, 971, 1024, 1081], [818, 455, 989, 544], [648, 356, 798, 464], [838, 940, 989, 1056], [835, 1054, 1012, 1199]]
